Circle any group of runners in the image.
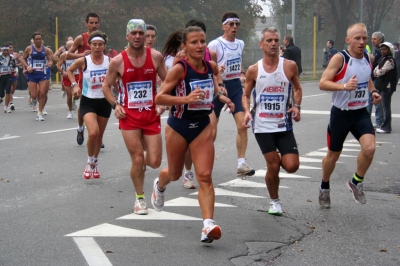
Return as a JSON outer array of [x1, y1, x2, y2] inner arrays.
[[0, 11, 382, 244]]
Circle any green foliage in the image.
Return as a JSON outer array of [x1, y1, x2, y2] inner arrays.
[[0, 0, 266, 52]]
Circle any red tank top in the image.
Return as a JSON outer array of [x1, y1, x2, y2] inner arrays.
[[119, 47, 157, 108], [78, 32, 90, 53]]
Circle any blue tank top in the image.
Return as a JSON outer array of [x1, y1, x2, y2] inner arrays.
[[170, 59, 213, 119], [27, 45, 47, 75]]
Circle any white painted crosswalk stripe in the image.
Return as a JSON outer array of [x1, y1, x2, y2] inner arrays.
[[254, 170, 311, 179], [164, 196, 237, 207], [117, 209, 202, 220], [66, 223, 163, 237], [190, 188, 266, 198]]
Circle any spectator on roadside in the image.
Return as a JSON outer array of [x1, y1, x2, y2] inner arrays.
[[368, 31, 385, 127], [393, 42, 400, 85], [373, 42, 397, 134], [282, 34, 302, 76], [323, 40, 338, 68]]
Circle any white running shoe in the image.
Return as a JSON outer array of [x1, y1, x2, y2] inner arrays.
[[268, 199, 283, 216], [61, 91, 66, 98], [151, 178, 165, 212], [42, 109, 48, 115], [183, 171, 196, 189], [134, 198, 149, 215], [67, 111, 73, 119], [201, 223, 222, 243], [36, 113, 45, 121]]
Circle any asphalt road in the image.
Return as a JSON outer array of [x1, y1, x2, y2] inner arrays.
[[0, 81, 399, 266]]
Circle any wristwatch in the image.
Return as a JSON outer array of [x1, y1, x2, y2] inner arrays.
[[294, 104, 301, 111], [111, 101, 118, 109], [71, 82, 78, 87]]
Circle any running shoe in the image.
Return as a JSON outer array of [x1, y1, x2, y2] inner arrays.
[[36, 113, 45, 121], [3, 106, 7, 113], [237, 162, 255, 176], [151, 177, 165, 212], [134, 198, 148, 215], [91, 163, 100, 179], [373, 123, 381, 129], [77, 129, 84, 145], [10, 103, 15, 111], [67, 111, 73, 119], [183, 171, 196, 189], [318, 188, 331, 208], [376, 128, 390, 134], [346, 180, 366, 204], [32, 99, 37, 112], [72, 100, 77, 110], [83, 163, 92, 179], [201, 224, 222, 243], [268, 199, 283, 216], [61, 91, 66, 98], [42, 109, 48, 115], [101, 143, 105, 148]]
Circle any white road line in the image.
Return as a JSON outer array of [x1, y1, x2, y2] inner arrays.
[[37, 128, 77, 134], [0, 135, 20, 141], [73, 237, 112, 266], [117, 209, 203, 220], [303, 93, 329, 98]]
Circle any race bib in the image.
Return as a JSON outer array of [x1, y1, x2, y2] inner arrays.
[[187, 79, 213, 110], [257, 93, 285, 119], [225, 57, 241, 80], [66, 61, 79, 75], [348, 81, 368, 109], [0, 66, 11, 75], [127, 81, 153, 108], [90, 69, 107, 90], [32, 60, 44, 71]]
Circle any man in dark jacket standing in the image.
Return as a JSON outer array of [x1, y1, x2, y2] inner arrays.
[[282, 34, 302, 76]]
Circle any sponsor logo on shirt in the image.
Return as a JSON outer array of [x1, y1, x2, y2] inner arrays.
[[144, 69, 154, 74], [127, 68, 135, 72]]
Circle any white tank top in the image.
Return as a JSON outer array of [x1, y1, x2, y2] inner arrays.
[[82, 55, 109, 99], [253, 57, 292, 133], [208, 37, 244, 80], [64, 52, 79, 74], [330, 50, 371, 110]]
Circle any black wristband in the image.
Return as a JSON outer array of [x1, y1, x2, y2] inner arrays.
[[218, 83, 225, 87], [371, 89, 380, 95], [212, 91, 227, 102]]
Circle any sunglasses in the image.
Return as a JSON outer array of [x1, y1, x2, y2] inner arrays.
[[228, 22, 240, 27]]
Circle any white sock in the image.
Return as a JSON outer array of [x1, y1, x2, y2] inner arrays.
[[203, 219, 215, 228], [78, 126, 84, 132], [87, 156, 94, 164], [238, 158, 246, 168]]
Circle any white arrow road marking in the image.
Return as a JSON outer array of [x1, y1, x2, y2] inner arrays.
[[73, 237, 112, 266], [66, 223, 163, 237], [305, 151, 356, 158], [37, 128, 77, 134], [299, 157, 323, 163], [164, 197, 236, 207], [117, 209, 202, 220], [319, 147, 360, 152], [254, 170, 311, 179], [298, 165, 322, 169], [219, 179, 266, 188], [0, 134, 20, 141], [218, 178, 289, 189], [190, 188, 266, 198]]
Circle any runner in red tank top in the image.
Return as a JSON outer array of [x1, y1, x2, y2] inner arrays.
[[67, 12, 100, 146], [103, 19, 168, 215]]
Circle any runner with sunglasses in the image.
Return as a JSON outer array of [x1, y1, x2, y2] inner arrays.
[[208, 11, 255, 177]]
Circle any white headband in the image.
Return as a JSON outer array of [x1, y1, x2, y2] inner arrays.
[[222, 18, 240, 25], [1, 46, 9, 50], [90, 37, 105, 43]]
